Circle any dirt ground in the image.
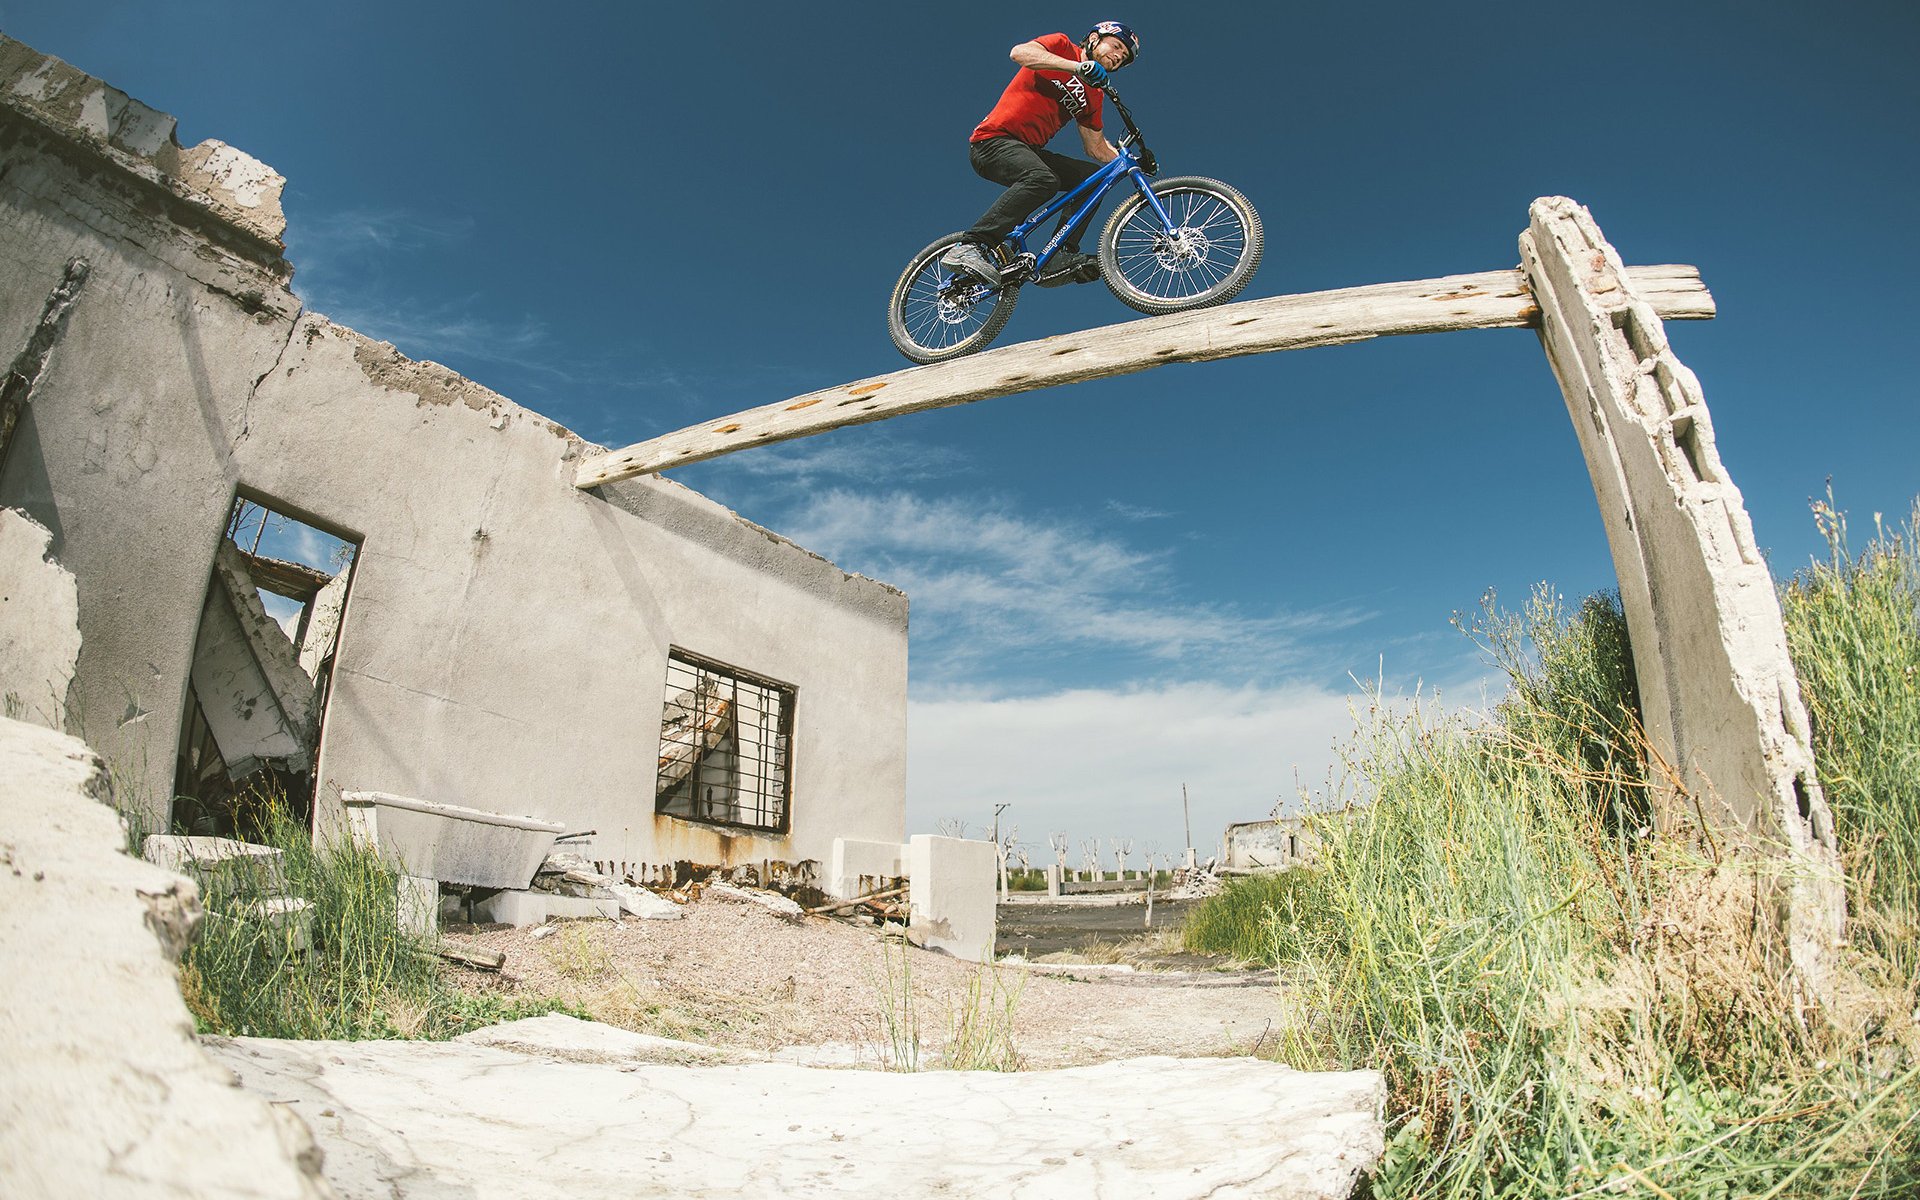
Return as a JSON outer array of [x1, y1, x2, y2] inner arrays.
[[446, 890, 1287, 1070]]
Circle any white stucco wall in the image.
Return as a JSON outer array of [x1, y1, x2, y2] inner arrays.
[[0, 36, 907, 884]]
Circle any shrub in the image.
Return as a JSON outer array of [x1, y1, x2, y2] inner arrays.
[[1183, 870, 1327, 965]]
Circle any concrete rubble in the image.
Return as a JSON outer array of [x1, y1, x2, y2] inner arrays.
[[706, 879, 806, 922], [142, 834, 314, 953], [205, 1014, 1385, 1200], [477, 850, 686, 924]]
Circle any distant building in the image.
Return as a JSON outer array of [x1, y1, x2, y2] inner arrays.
[[1222, 813, 1329, 871]]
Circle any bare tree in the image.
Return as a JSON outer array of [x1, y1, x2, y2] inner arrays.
[[1114, 837, 1134, 880], [936, 817, 970, 840], [1081, 838, 1101, 882], [995, 824, 1018, 900]]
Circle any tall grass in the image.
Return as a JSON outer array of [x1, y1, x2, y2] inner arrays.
[[1780, 496, 1920, 975], [180, 797, 557, 1040], [1241, 542, 1920, 1197], [1183, 871, 1324, 964], [869, 938, 1026, 1072]]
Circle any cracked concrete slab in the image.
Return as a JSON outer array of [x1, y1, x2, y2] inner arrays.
[[205, 1015, 1383, 1199]]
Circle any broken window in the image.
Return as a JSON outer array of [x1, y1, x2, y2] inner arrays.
[[170, 495, 360, 837], [655, 648, 793, 833]]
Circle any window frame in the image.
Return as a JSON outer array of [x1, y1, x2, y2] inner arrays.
[[653, 647, 796, 835]]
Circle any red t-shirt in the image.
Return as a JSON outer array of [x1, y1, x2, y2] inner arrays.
[[969, 32, 1105, 146]]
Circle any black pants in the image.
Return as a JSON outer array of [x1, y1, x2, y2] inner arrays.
[[961, 137, 1101, 252]]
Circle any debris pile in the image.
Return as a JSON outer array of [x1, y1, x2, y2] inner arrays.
[[806, 884, 908, 927], [1163, 859, 1225, 901], [531, 852, 683, 921]]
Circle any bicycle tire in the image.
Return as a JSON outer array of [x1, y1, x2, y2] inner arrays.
[[1097, 176, 1262, 316], [888, 233, 1019, 364]]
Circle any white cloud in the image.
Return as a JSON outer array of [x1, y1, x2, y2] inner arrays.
[[1105, 499, 1172, 521], [906, 680, 1363, 856], [779, 489, 1368, 681], [709, 435, 969, 486]]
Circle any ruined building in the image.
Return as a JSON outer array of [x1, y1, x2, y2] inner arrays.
[[0, 36, 908, 888]]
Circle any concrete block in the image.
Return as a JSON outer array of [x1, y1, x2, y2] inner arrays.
[[474, 889, 620, 926], [399, 874, 438, 937], [142, 834, 288, 897], [207, 896, 313, 956], [0, 508, 80, 730], [342, 790, 564, 889], [907, 834, 997, 963], [829, 836, 905, 899], [1046, 862, 1062, 897], [1523, 196, 1847, 1000], [252, 896, 314, 954]]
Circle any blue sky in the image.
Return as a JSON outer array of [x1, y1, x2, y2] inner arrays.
[[7, 2, 1915, 860]]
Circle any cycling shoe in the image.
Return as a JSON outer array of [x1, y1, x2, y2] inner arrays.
[[940, 242, 1002, 286]]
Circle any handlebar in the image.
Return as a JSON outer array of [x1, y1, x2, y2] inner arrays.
[[1101, 84, 1143, 145], [1098, 85, 1155, 175]]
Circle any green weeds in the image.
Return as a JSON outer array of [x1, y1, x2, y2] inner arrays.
[[1780, 495, 1920, 975], [870, 937, 1025, 1072], [1182, 870, 1325, 965], [1236, 502, 1920, 1198], [179, 796, 572, 1041]]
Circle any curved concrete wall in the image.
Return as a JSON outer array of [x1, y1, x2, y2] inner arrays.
[[1523, 197, 1844, 998]]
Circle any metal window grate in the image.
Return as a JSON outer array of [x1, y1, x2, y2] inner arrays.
[[655, 649, 793, 833]]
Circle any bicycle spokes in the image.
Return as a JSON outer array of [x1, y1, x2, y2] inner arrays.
[[1109, 189, 1247, 303], [891, 247, 1018, 362]]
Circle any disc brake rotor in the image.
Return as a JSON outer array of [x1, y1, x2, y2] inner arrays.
[[1155, 228, 1213, 271], [935, 278, 985, 324]]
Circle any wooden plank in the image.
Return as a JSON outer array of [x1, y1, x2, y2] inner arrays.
[[437, 938, 506, 971], [806, 885, 908, 916], [574, 264, 1713, 488], [234, 549, 334, 601]]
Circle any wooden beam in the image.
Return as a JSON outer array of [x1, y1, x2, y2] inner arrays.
[[234, 549, 335, 601], [575, 264, 1713, 489]]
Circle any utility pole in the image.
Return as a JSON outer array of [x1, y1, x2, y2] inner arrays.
[[1182, 783, 1196, 869]]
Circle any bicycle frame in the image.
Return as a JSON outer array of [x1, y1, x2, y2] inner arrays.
[[998, 89, 1175, 277]]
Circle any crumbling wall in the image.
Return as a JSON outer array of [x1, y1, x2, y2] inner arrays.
[[0, 507, 80, 728], [0, 35, 907, 877], [1223, 817, 1317, 871]]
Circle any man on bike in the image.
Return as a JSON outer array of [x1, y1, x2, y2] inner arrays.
[[940, 21, 1140, 289]]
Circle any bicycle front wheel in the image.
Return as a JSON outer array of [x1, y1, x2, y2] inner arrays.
[[888, 233, 1020, 364], [1098, 176, 1262, 316]]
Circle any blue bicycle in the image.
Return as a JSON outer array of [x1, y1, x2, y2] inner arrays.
[[889, 86, 1262, 364]]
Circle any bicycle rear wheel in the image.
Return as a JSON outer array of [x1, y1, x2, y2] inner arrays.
[[1098, 176, 1262, 316], [888, 233, 1019, 364]]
